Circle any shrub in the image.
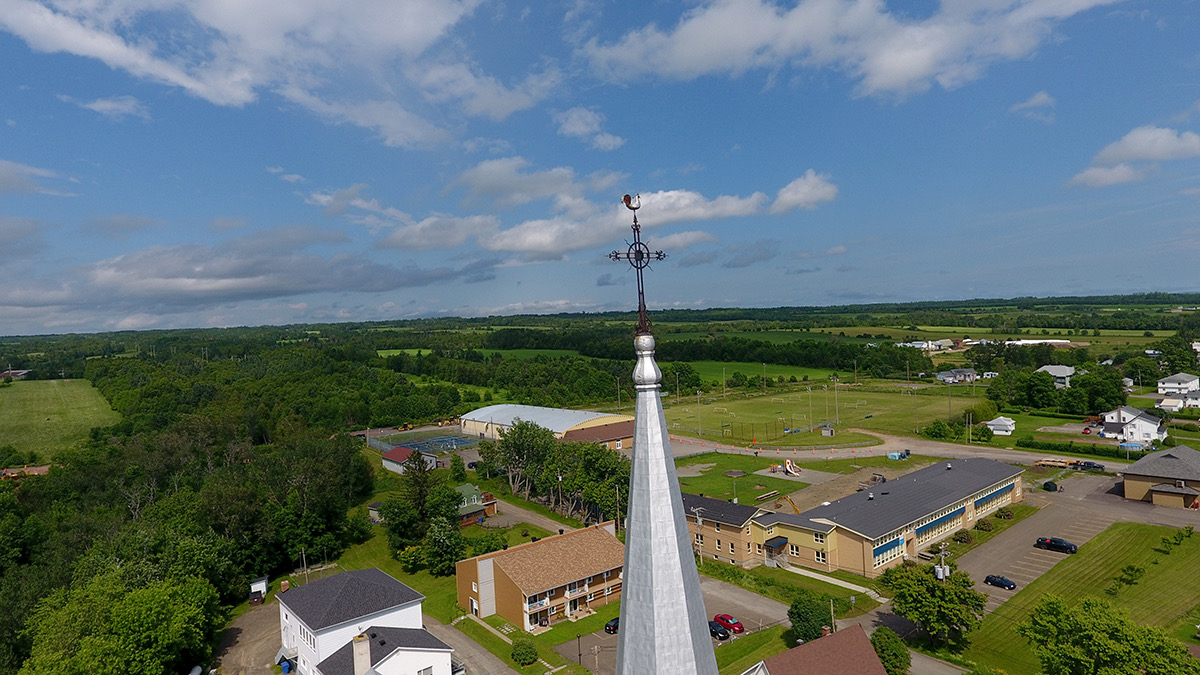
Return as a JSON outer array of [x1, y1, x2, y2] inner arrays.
[[511, 639, 538, 666], [974, 519, 994, 532], [870, 626, 911, 675], [953, 530, 974, 544], [995, 506, 1014, 520]]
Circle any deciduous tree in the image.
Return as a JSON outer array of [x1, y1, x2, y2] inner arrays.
[[880, 563, 985, 648]]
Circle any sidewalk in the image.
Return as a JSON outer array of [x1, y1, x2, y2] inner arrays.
[[779, 565, 886, 602]]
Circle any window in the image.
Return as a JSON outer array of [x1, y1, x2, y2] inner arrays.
[[745, 527, 751, 536], [746, 542, 751, 552], [716, 539, 721, 550], [548, 588, 555, 597], [472, 581, 478, 592], [815, 550, 827, 564], [605, 586, 612, 596], [586, 576, 593, 584], [587, 593, 594, 601], [756, 543, 763, 555], [550, 605, 558, 615], [715, 522, 721, 532], [789, 544, 800, 557], [695, 533, 703, 545], [767, 526, 774, 535], [418, 668, 433, 675], [616, 439, 623, 449], [813, 532, 825, 544], [728, 542, 735, 553]]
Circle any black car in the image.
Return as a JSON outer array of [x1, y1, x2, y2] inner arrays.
[[708, 620, 730, 640], [1035, 537, 1077, 554], [984, 574, 1017, 590], [1043, 481, 1059, 492], [604, 617, 619, 634], [1076, 461, 1106, 472]]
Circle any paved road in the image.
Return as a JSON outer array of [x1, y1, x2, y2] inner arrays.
[[491, 497, 577, 534], [552, 574, 790, 674], [426, 616, 518, 675]]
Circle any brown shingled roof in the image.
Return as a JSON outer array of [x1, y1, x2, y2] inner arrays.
[[761, 625, 887, 675], [487, 525, 624, 595], [560, 420, 635, 444]]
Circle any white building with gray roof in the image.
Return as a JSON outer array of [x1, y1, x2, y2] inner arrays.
[[460, 403, 633, 441]]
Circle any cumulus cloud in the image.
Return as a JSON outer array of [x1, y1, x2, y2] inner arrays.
[[584, 0, 1117, 97], [722, 240, 779, 268], [1094, 126, 1200, 164], [59, 94, 150, 120], [0, 216, 46, 256], [647, 231, 719, 250], [377, 214, 500, 250], [1069, 163, 1146, 188], [554, 107, 626, 150], [769, 170, 838, 213], [1009, 91, 1055, 123], [678, 251, 717, 267], [596, 273, 625, 286]]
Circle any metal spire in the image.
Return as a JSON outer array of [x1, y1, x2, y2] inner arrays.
[[609, 194, 666, 335], [610, 194, 717, 675]]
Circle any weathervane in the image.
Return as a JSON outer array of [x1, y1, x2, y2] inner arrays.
[[609, 194, 666, 335]]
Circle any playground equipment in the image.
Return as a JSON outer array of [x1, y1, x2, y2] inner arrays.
[[783, 459, 802, 477]]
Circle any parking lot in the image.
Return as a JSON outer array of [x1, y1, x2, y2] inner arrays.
[[552, 573, 790, 673]]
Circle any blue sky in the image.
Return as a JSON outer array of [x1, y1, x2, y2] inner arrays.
[[1, 0, 1199, 336]]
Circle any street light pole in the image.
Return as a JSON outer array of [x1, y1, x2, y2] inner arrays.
[[577, 634, 582, 664]]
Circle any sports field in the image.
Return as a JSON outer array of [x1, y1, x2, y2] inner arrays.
[[963, 521, 1200, 673], [0, 379, 119, 460]]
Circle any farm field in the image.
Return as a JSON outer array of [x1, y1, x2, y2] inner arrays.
[[0, 379, 119, 460], [963, 522, 1200, 674], [684, 360, 837, 386]]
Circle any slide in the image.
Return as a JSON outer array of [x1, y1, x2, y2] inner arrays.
[[783, 459, 802, 476]]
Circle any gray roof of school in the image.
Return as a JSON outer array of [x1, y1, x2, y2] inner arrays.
[[1159, 372, 1200, 384], [460, 404, 622, 434], [681, 492, 764, 527], [781, 458, 1023, 540], [278, 568, 423, 631], [317, 626, 451, 675], [1037, 365, 1075, 377], [1124, 446, 1200, 482]]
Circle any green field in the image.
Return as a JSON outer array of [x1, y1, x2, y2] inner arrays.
[[963, 522, 1200, 673], [675, 453, 809, 502], [0, 379, 120, 460]]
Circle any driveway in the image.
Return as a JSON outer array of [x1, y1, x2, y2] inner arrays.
[[426, 616, 518, 675], [552, 574, 790, 673], [490, 497, 576, 534], [213, 602, 281, 675]]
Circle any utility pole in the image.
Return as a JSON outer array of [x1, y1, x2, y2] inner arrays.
[[947, 380, 952, 417], [616, 376, 621, 411], [834, 381, 840, 424], [697, 390, 702, 438], [807, 386, 813, 432], [762, 363, 766, 394]]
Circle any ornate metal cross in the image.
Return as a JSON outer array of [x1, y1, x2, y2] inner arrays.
[[609, 194, 666, 335]]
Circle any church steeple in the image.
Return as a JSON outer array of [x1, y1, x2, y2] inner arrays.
[[611, 196, 718, 674]]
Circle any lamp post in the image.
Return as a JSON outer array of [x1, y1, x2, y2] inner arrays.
[[577, 634, 582, 664]]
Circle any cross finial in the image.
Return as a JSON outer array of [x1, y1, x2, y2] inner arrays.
[[609, 193, 666, 335]]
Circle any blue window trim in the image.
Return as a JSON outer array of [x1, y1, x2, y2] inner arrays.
[[914, 506, 965, 536], [973, 483, 1014, 508], [872, 537, 903, 557]]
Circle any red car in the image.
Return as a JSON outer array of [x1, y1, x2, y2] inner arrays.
[[713, 614, 744, 634], [1082, 428, 1091, 434]]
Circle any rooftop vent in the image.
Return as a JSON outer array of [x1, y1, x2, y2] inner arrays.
[[868, 492, 874, 500], [822, 501, 831, 506], [946, 463, 952, 470]]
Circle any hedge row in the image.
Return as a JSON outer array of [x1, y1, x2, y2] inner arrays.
[[1014, 435, 1150, 461], [998, 407, 1088, 421]]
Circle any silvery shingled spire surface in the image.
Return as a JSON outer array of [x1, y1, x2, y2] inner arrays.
[[612, 195, 718, 674]]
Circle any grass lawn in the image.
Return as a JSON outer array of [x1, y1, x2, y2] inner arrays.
[[698, 559, 879, 618], [0, 379, 120, 460], [663, 390, 882, 448], [674, 452, 809, 501], [962, 521, 1200, 674], [717, 625, 794, 674], [456, 618, 547, 673], [471, 472, 586, 529], [782, 453, 946, 474]]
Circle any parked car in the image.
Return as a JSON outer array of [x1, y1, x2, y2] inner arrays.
[[984, 574, 1017, 590], [604, 617, 619, 634], [708, 621, 730, 640], [1035, 537, 1077, 554], [1082, 428, 1091, 434], [467, 461, 478, 470], [1044, 481, 1059, 492], [713, 614, 744, 634], [1075, 461, 1106, 471]]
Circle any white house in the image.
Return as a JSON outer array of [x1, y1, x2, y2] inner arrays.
[[277, 568, 451, 675], [984, 416, 1016, 436], [1101, 406, 1166, 444], [936, 368, 977, 383], [1036, 365, 1075, 388], [380, 447, 439, 475], [1157, 372, 1200, 396], [1160, 396, 1186, 413]]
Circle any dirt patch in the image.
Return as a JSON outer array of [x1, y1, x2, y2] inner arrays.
[[676, 462, 714, 478], [723, 470, 746, 478]]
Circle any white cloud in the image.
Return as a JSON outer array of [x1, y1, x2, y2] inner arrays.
[[280, 87, 450, 148], [770, 170, 838, 213], [377, 214, 500, 250], [1009, 90, 1055, 123], [554, 107, 626, 151], [413, 61, 558, 120], [647, 231, 719, 250], [584, 0, 1118, 97], [281, 174, 305, 184], [456, 157, 584, 209], [59, 94, 150, 120], [1094, 125, 1200, 164], [0, 158, 60, 194], [1069, 163, 1146, 188]]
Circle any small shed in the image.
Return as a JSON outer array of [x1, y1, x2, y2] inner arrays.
[[250, 576, 269, 605], [369, 501, 384, 523]]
